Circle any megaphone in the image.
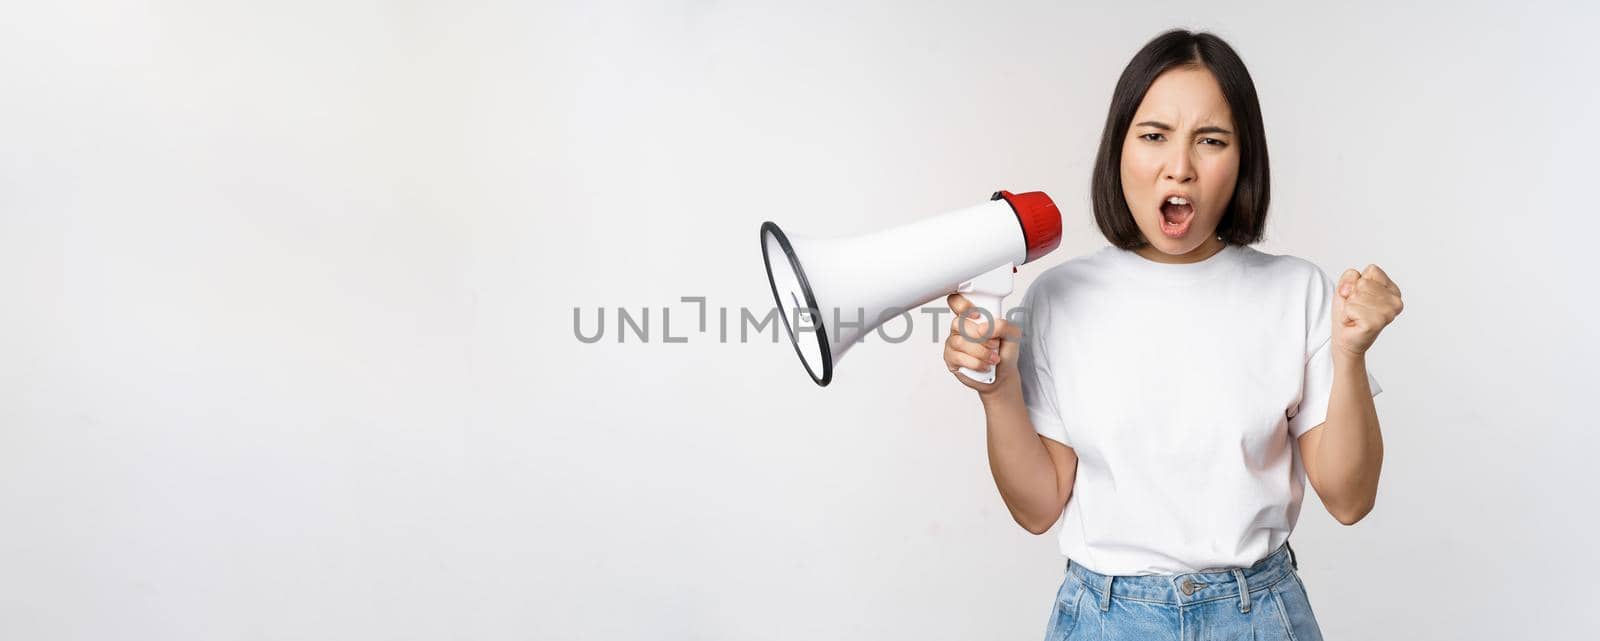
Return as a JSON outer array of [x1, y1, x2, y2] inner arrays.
[[760, 190, 1062, 386]]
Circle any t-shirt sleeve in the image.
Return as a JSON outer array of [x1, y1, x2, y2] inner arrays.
[[1015, 281, 1071, 446], [1287, 265, 1384, 438]]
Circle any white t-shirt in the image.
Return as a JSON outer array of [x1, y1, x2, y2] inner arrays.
[[1016, 242, 1381, 575]]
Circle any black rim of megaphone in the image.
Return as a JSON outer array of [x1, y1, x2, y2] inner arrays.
[[760, 221, 833, 387]]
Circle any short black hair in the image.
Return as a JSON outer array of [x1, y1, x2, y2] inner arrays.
[[1091, 29, 1270, 249]]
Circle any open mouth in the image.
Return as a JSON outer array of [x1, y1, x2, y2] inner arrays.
[[1159, 195, 1195, 237]]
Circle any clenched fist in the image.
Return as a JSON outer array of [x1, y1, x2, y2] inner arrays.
[[1332, 264, 1404, 357]]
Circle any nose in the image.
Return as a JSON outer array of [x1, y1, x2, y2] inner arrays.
[[1164, 146, 1196, 184]]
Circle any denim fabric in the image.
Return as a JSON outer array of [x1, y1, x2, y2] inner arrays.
[[1044, 541, 1323, 641]]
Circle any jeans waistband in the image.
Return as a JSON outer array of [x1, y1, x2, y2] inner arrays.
[[1064, 540, 1298, 613]]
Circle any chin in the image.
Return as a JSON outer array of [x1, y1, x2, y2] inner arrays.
[[1142, 230, 1195, 252]]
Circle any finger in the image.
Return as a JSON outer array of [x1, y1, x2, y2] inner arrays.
[[954, 316, 999, 343], [973, 321, 1014, 350], [946, 293, 974, 318], [1361, 264, 1401, 298], [947, 332, 997, 361], [1336, 269, 1361, 298], [1341, 298, 1382, 327], [950, 310, 993, 335], [1354, 278, 1394, 300], [949, 313, 982, 336], [1350, 292, 1401, 324], [1351, 282, 1403, 314], [945, 349, 992, 373]]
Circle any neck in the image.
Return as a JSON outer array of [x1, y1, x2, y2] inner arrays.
[[1133, 236, 1227, 265]]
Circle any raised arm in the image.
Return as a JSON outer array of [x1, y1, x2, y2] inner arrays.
[[1299, 264, 1403, 525]]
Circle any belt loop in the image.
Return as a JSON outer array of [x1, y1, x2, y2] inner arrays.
[[1232, 568, 1250, 613], [1286, 539, 1299, 571], [1100, 574, 1113, 612]]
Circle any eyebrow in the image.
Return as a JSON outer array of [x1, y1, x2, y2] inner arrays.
[[1134, 121, 1234, 136]]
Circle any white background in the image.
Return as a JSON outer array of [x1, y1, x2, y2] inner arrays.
[[2, 1, 1597, 639]]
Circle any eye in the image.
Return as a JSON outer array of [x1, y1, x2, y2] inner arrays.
[[1140, 132, 1166, 142], [1199, 137, 1228, 147]]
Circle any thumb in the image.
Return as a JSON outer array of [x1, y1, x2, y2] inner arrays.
[[1336, 268, 1361, 299], [1333, 268, 1360, 327], [996, 320, 1023, 364]]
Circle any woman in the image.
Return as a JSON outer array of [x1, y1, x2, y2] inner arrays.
[[943, 30, 1404, 640]]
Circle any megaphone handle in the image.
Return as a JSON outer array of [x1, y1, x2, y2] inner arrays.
[[955, 263, 1016, 385], [956, 291, 1006, 384]]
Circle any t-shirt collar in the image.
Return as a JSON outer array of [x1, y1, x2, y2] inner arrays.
[[1105, 241, 1244, 283]]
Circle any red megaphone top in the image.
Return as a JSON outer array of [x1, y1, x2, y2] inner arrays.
[[994, 190, 1062, 264]]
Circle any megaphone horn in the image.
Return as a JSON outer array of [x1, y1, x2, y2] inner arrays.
[[760, 189, 1062, 386]]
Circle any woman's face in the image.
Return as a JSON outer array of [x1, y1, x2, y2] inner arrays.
[[1120, 66, 1239, 263]]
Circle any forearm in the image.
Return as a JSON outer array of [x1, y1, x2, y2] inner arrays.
[[1311, 350, 1385, 523], [980, 382, 1064, 533]]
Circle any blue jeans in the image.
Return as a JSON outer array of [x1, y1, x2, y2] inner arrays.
[[1044, 541, 1323, 641]]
